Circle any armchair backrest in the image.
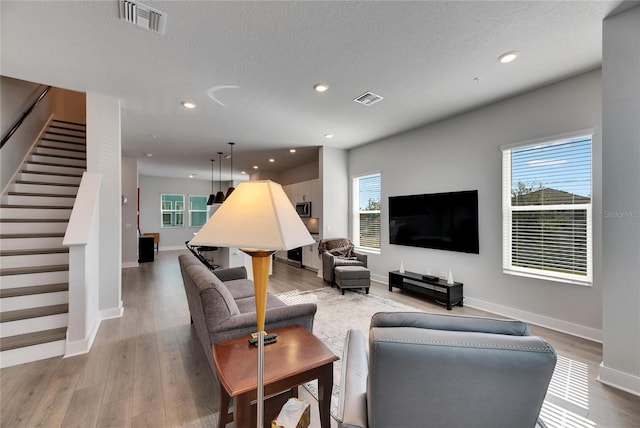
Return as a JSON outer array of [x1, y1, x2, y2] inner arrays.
[[366, 312, 556, 428]]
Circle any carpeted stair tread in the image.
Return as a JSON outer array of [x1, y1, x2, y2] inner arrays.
[[38, 144, 86, 154], [26, 160, 85, 169], [0, 304, 68, 323], [1, 247, 68, 256], [7, 192, 76, 198], [0, 218, 69, 223], [0, 283, 68, 298], [0, 204, 73, 209], [0, 264, 68, 276], [20, 170, 83, 178], [14, 180, 79, 187], [40, 137, 86, 146], [0, 327, 67, 352], [0, 232, 65, 239], [51, 119, 85, 127]]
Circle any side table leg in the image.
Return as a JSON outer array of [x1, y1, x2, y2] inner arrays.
[[234, 394, 252, 428], [219, 389, 231, 428], [317, 363, 333, 428]]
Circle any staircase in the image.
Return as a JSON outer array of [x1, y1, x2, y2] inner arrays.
[[0, 119, 86, 368]]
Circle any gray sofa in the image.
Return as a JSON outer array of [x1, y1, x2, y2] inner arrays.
[[339, 312, 557, 428], [178, 253, 317, 374]]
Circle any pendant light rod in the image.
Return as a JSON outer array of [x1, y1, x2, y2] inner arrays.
[[206, 159, 215, 205], [226, 142, 236, 199], [214, 152, 226, 204]]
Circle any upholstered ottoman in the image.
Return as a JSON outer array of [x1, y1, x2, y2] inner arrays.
[[334, 265, 370, 295]]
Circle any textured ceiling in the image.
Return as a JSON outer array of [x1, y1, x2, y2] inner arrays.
[[0, 1, 626, 182]]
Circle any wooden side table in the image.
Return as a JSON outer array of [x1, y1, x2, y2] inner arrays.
[[213, 325, 339, 428]]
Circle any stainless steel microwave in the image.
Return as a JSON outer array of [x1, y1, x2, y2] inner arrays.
[[295, 201, 311, 217]]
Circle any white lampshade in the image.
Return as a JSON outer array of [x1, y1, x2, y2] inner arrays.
[[190, 180, 314, 251]]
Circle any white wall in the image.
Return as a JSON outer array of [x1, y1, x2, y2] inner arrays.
[[600, 5, 640, 396], [279, 159, 320, 185], [138, 175, 213, 249], [121, 156, 138, 267], [1, 76, 52, 191], [86, 93, 123, 319], [320, 147, 349, 238], [349, 70, 603, 340]]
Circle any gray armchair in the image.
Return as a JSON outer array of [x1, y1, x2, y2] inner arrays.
[[338, 312, 557, 428], [319, 238, 368, 284]]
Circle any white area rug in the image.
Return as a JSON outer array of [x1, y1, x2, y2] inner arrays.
[[276, 287, 420, 420]]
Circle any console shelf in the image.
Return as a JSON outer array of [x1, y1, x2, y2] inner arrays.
[[388, 270, 463, 310]]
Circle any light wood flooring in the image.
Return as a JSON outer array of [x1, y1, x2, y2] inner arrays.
[[1, 250, 639, 427]]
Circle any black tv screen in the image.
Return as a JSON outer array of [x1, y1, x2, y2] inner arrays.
[[389, 190, 479, 254]]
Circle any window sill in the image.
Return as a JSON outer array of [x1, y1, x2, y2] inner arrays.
[[503, 269, 592, 287], [355, 246, 380, 255]]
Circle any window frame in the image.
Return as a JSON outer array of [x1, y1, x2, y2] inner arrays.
[[160, 194, 185, 229], [501, 129, 594, 286], [352, 172, 381, 253], [188, 195, 208, 228]]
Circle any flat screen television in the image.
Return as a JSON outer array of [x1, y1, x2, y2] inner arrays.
[[389, 190, 479, 254]]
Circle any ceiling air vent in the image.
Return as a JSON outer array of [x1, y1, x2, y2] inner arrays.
[[353, 91, 383, 106], [119, 0, 167, 34]]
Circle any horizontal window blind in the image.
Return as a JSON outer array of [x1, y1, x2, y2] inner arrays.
[[502, 134, 592, 284], [354, 173, 381, 250]]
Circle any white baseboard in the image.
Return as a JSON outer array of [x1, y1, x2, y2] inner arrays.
[[65, 317, 101, 357], [375, 274, 601, 342], [122, 261, 139, 269], [598, 362, 640, 397], [100, 303, 124, 320], [159, 245, 185, 251], [464, 297, 602, 343]]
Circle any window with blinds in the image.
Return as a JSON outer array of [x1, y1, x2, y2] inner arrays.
[[353, 173, 381, 250], [502, 132, 592, 285]]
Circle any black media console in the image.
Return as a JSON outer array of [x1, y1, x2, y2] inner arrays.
[[389, 270, 463, 310]]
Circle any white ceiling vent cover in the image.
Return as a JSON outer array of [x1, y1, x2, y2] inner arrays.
[[353, 92, 383, 106], [119, 0, 167, 34]]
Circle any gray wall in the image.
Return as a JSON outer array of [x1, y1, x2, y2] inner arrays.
[[278, 159, 320, 185], [601, 5, 640, 395], [138, 175, 213, 249], [121, 156, 138, 267], [320, 147, 349, 238], [349, 69, 603, 340]]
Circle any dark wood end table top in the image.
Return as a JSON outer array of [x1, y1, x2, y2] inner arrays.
[[212, 325, 339, 397]]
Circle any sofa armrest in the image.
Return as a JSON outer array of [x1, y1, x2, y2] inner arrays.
[[212, 266, 248, 282], [322, 251, 335, 283], [370, 312, 531, 336], [353, 251, 368, 268], [338, 329, 368, 428], [211, 303, 318, 339]]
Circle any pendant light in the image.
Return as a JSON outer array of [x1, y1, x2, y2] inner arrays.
[[213, 152, 226, 204], [206, 159, 216, 205], [225, 142, 235, 199]]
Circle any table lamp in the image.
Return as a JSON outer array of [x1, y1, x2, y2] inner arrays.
[[190, 180, 314, 428]]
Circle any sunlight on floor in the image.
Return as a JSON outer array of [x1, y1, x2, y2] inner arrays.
[[541, 401, 596, 428], [542, 355, 597, 428], [549, 355, 590, 409]]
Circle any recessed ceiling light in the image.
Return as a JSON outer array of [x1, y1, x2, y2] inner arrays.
[[497, 51, 519, 64], [289, 149, 297, 153], [189, 174, 196, 178], [269, 158, 275, 163], [324, 133, 334, 139], [182, 101, 196, 109], [241, 171, 246, 175], [253, 165, 259, 169], [313, 83, 329, 93], [145, 153, 153, 157]]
